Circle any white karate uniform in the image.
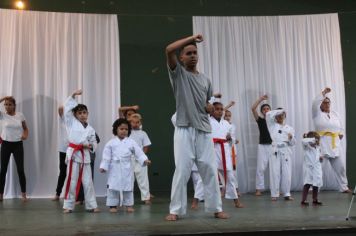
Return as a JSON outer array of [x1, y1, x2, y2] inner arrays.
[[63, 96, 98, 210], [256, 144, 272, 190], [210, 117, 238, 200], [129, 129, 152, 201], [312, 93, 348, 191], [266, 110, 296, 198], [100, 137, 148, 207], [302, 138, 323, 187], [230, 123, 238, 188]]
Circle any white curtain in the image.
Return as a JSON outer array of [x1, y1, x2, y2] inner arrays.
[[193, 14, 346, 193], [0, 9, 120, 198]]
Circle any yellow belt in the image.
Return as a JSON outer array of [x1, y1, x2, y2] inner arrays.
[[317, 131, 340, 149]]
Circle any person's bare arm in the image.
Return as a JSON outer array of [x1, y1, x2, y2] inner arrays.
[[143, 146, 149, 154], [224, 101, 235, 111], [165, 34, 203, 70], [118, 105, 139, 118], [21, 121, 29, 140], [251, 95, 268, 120]]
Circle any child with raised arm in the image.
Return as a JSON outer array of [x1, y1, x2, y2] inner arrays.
[[251, 95, 272, 196], [100, 118, 151, 213], [165, 34, 227, 221], [223, 102, 239, 194], [211, 102, 243, 208], [62, 89, 99, 213], [129, 113, 153, 205], [118, 105, 139, 120], [266, 108, 296, 201], [301, 132, 323, 206]]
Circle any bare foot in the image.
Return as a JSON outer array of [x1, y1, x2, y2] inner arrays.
[[271, 197, 278, 201], [144, 200, 152, 205], [214, 211, 229, 219], [191, 198, 199, 210], [21, 193, 28, 202], [52, 195, 60, 201], [255, 190, 262, 196], [126, 206, 135, 213], [343, 189, 352, 193], [75, 201, 83, 205], [150, 194, 155, 199], [109, 208, 118, 213], [284, 196, 294, 201], [63, 209, 73, 213], [90, 208, 100, 213], [165, 214, 178, 221], [234, 199, 244, 208]]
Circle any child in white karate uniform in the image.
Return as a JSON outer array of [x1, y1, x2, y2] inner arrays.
[[301, 131, 323, 206], [266, 108, 296, 201], [129, 114, 153, 205], [100, 118, 151, 213], [62, 89, 99, 213], [211, 102, 243, 208]]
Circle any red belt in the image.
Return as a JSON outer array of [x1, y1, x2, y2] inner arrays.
[[213, 138, 228, 184], [64, 143, 85, 200]]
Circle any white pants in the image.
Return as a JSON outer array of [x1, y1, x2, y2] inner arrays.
[[269, 150, 292, 198], [218, 169, 238, 199], [323, 156, 349, 192], [106, 189, 134, 207], [191, 171, 204, 201], [132, 159, 150, 201], [256, 144, 272, 190], [169, 127, 222, 215], [63, 161, 97, 210]]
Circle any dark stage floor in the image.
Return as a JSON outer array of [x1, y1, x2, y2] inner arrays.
[[1, 191, 356, 235]]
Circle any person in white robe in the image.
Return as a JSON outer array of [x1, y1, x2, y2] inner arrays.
[[312, 87, 350, 193], [301, 132, 323, 206], [62, 89, 99, 213], [211, 102, 243, 208], [266, 109, 296, 201], [129, 113, 152, 204], [100, 118, 150, 213]]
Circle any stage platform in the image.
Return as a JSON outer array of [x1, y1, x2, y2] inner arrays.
[[1, 191, 356, 235]]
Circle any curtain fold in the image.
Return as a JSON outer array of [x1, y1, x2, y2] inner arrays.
[[0, 9, 120, 198], [193, 14, 346, 193]]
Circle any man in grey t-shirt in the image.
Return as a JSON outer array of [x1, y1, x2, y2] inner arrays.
[[165, 34, 228, 221]]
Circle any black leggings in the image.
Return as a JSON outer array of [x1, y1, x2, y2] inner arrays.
[[0, 141, 26, 194], [55, 152, 67, 196]]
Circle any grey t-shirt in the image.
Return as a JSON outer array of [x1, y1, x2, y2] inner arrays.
[[168, 62, 213, 133]]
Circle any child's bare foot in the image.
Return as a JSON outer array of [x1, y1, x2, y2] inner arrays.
[[271, 197, 278, 201], [191, 198, 199, 210], [109, 207, 118, 213], [126, 206, 134, 213], [165, 214, 178, 221], [214, 211, 229, 219], [88, 208, 100, 213], [343, 189, 352, 193], [21, 193, 28, 202], [75, 201, 83, 205], [63, 209, 72, 213], [255, 190, 262, 196], [150, 194, 155, 199], [234, 199, 244, 208], [284, 196, 294, 201], [144, 200, 152, 205], [52, 195, 60, 201]]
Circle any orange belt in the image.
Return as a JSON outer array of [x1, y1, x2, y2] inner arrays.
[[64, 143, 85, 200], [213, 138, 228, 184], [232, 145, 237, 170]]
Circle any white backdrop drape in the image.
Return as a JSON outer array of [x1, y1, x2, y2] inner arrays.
[[0, 9, 120, 198], [193, 14, 346, 193]]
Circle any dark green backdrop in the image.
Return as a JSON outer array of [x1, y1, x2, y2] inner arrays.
[[1, 0, 355, 191]]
